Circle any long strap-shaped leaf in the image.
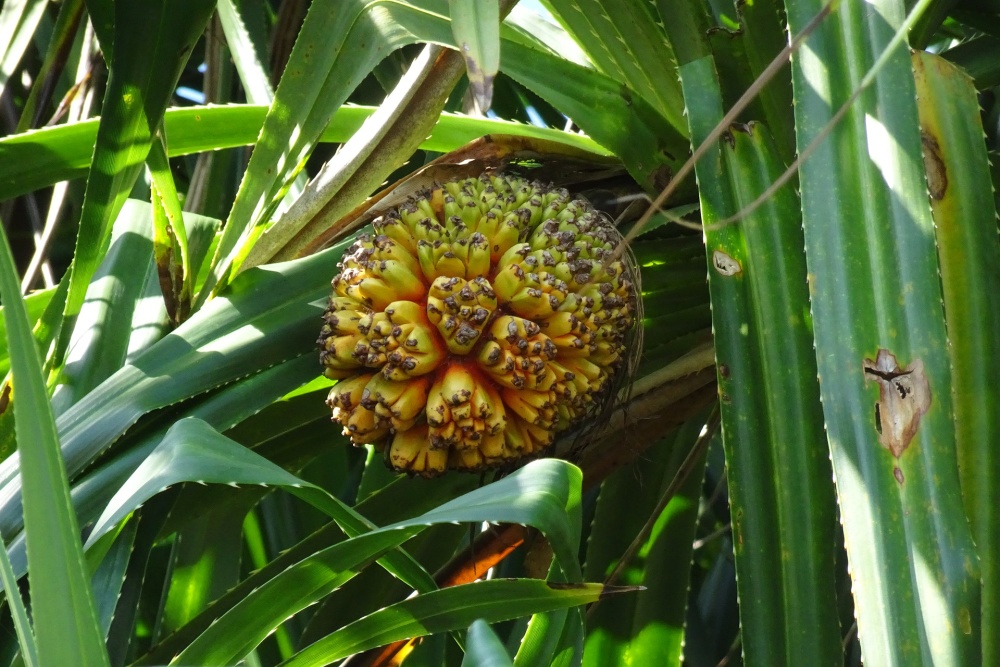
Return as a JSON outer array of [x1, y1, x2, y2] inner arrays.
[[913, 50, 1000, 666], [785, 1, 980, 664], [583, 418, 709, 666], [284, 580, 605, 667], [60, 0, 216, 355], [680, 57, 840, 666], [98, 428, 583, 665], [543, 0, 686, 134], [0, 223, 109, 665], [0, 104, 608, 202]]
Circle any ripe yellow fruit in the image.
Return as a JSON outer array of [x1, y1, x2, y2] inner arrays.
[[318, 173, 637, 475]]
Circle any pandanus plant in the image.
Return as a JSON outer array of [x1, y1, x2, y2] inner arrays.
[[0, 0, 999, 666]]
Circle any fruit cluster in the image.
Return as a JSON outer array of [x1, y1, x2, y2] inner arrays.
[[318, 173, 636, 475]]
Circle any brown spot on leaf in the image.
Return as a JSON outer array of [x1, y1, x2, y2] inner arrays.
[[651, 164, 672, 192], [921, 131, 948, 200], [863, 349, 931, 462], [712, 250, 741, 276]]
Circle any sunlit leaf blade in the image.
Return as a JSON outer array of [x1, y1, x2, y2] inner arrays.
[[499, 39, 689, 195], [0, 104, 609, 201], [61, 0, 215, 347], [202, 0, 684, 300], [87, 517, 136, 638], [283, 580, 607, 667], [463, 620, 513, 667], [0, 353, 325, 594], [504, 4, 590, 67], [543, 0, 686, 134], [170, 525, 425, 665], [50, 200, 159, 415], [199, 0, 416, 303], [449, 0, 500, 111], [158, 501, 248, 637], [786, 0, 981, 663], [0, 246, 343, 552], [105, 497, 174, 665], [298, 522, 468, 646], [217, 0, 275, 104], [160, 453, 582, 665], [0, 287, 54, 378], [0, 222, 109, 665], [913, 50, 1000, 666], [13, 0, 86, 132], [0, 530, 37, 667], [247, 44, 464, 268], [512, 602, 568, 666], [680, 55, 840, 666], [732, 0, 796, 164], [652, 0, 712, 66], [0, 0, 47, 101], [88, 416, 432, 591], [583, 420, 708, 666], [142, 471, 476, 666]]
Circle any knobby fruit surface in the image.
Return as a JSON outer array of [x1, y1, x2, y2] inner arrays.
[[318, 172, 637, 475]]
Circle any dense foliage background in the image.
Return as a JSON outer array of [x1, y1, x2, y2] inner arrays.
[[1, 0, 1000, 665]]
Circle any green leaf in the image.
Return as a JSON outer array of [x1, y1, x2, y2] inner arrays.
[[197, 0, 420, 303], [0, 530, 37, 667], [282, 580, 607, 667], [141, 467, 475, 665], [0, 221, 108, 665], [943, 35, 1000, 89], [449, 0, 500, 111], [147, 132, 192, 323], [0, 286, 54, 379], [680, 55, 840, 666], [244, 44, 465, 268], [0, 245, 343, 556], [158, 500, 248, 637], [61, 0, 216, 354], [0, 0, 47, 101], [652, 0, 712, 66], [171, 526, 429, 665], [13, 0, 86, 132], [105, 496, 175, 666], [733, 0, 796, 165], [0, 105, 608, 202], [786, 0, 981, 663], [216, 0, 275, 104], [84, 418, 429, 597], [583, 420, 708, 666], [463, 620, 514, 667], [50, 200, 160, 414], [913, 50, 1000, 665], [160, 452, 583, 665], [499, 37, 689, 195], [512, 603, 568, 667], [543, 0, 686, 134], [87, 517, 137, 639]]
